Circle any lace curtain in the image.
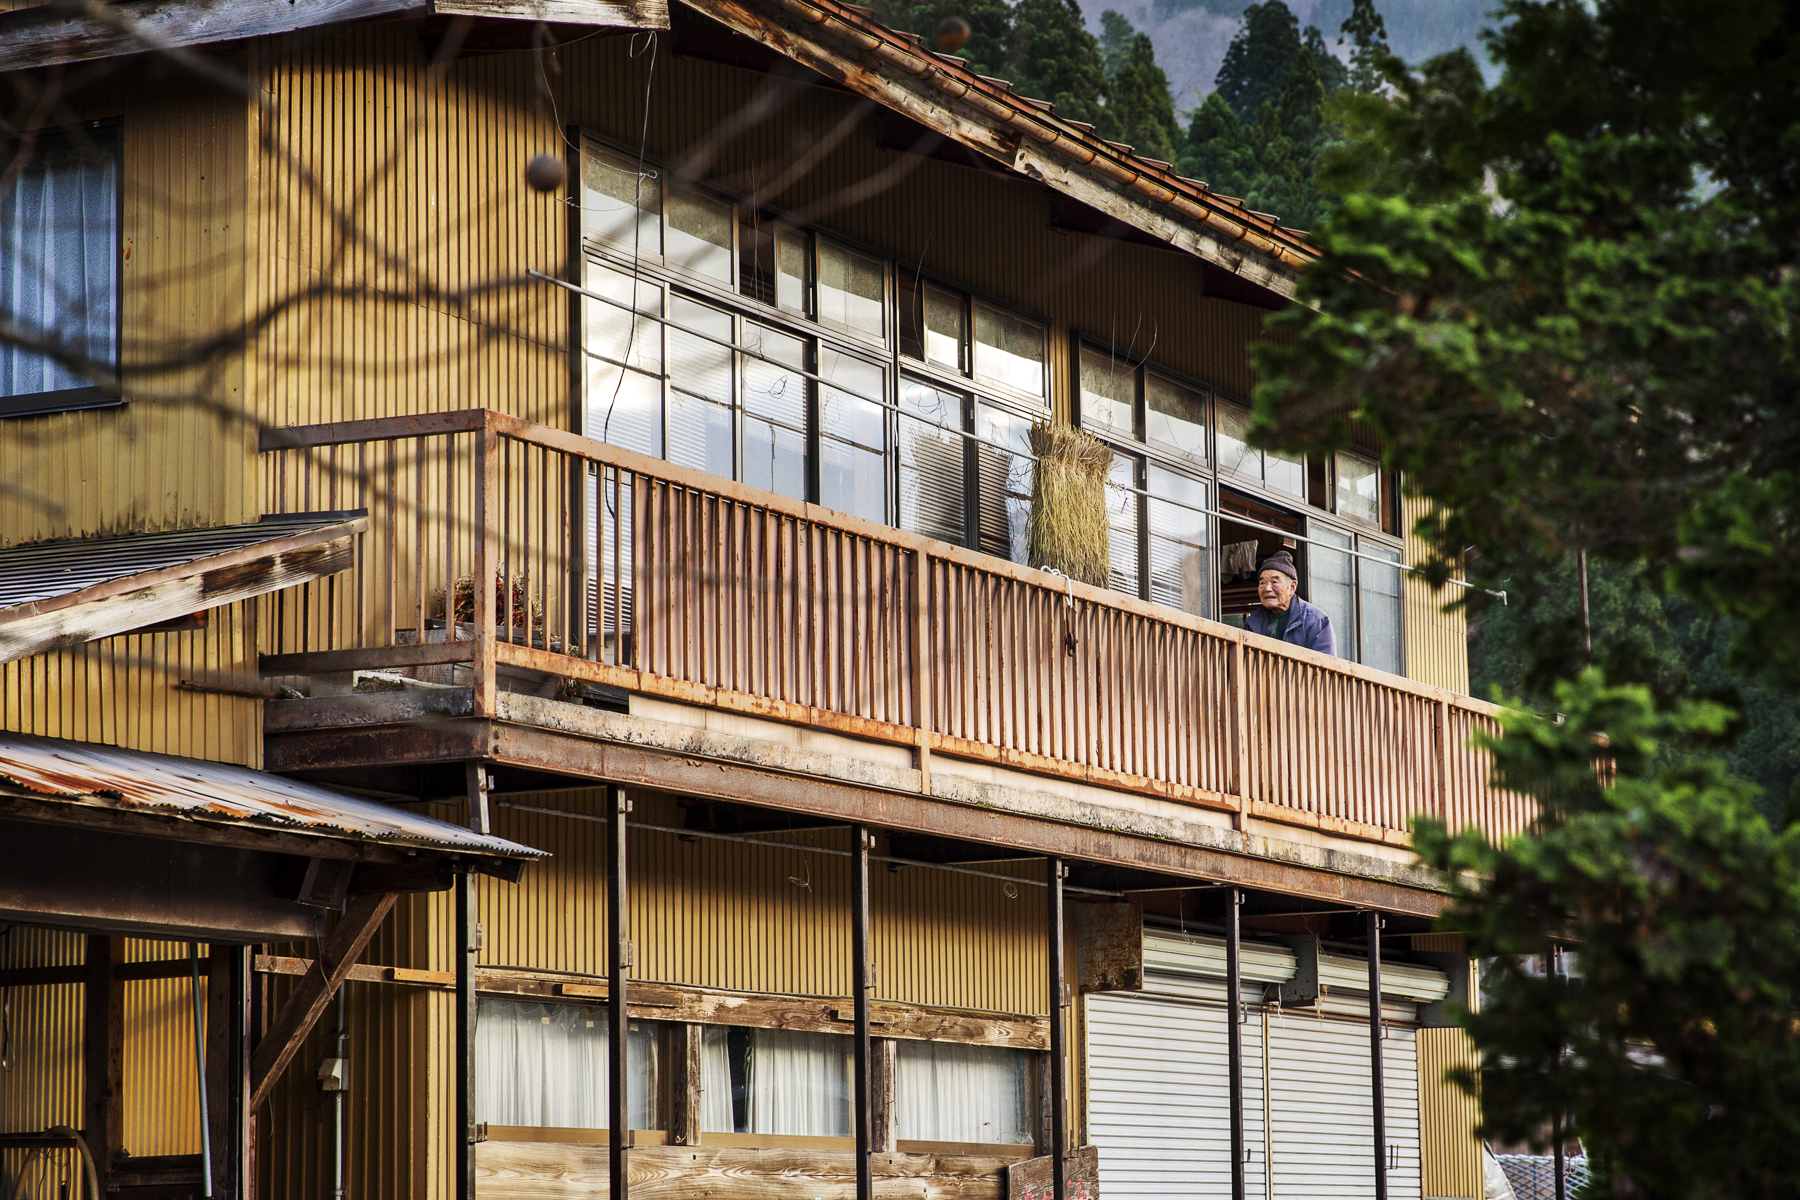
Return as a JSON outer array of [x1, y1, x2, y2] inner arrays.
[[1, 140, 117, 397], [895, 1041, 1033, 1145], [700, 1027, 851, 1137], [473, 999, 659, 1130]]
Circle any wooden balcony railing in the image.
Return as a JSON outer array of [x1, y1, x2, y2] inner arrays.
[[260, 409, 1527, 849]]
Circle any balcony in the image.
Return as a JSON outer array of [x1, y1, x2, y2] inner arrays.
[[258, 409, 1525, 852]]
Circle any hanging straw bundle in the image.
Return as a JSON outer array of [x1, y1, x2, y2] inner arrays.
[[1027, 421, 1112, 587]]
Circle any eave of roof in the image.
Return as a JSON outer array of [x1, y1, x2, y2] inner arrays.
[[0, 512, 368, 664], [685, 0, 1318, 295], [0, 731, 545, 863]]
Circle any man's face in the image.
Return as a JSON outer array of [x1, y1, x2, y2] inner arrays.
[[1257, 569, 1296, 612]]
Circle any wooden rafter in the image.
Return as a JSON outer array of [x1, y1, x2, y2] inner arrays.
[[248, 891, 397, 1112]]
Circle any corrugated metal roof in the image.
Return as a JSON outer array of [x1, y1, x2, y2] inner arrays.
[[0, 512, 363, 610], [0, 732, 545, 862]]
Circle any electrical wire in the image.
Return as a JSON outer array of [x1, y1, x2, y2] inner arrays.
[[491, 801, 1125, 896]]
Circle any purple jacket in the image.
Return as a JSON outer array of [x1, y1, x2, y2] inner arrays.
[[1244, 596, 1336, 657]]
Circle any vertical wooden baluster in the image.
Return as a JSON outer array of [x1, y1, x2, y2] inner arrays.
[[472, 424, 498, 718]]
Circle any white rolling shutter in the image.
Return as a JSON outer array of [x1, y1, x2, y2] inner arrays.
[[1266, 1010, 1421, 1200], [1087, 990, 1268, 1200]]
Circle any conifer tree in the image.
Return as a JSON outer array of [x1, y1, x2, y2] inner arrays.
[[1212, 2, 1301, 122], [1007, 0, 1109, 127], [874, 0, 1016, 78], [1099, 17, 1182, 163]]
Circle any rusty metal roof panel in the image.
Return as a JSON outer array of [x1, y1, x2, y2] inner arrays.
[[0, 733, 545, 861], [0, 512, 364, 610]]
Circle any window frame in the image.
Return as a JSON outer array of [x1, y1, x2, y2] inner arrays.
[[0, 117, 124, 420]]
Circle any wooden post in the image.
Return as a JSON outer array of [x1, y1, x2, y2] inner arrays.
[[1368, 910, 1387, 1200], [1227, 888, 1245, 1200], [206, 946, 251, 1199], [472, 420, 499, 717], [1435, 700, 1452, 824], [1047, 858, 1067, 1200], [852, 824, 873, 1200], [669, 1024, 704, 1147], [82, 935, 124, 1174], [870, 1038, 897, 1153], [609, 786, 630, 1200], [455, 871, 478, 1200]]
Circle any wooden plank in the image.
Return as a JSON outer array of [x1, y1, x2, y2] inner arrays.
[[1006, 1145, 1099, 1200], [475, 1142, 1011, 1200], [668, 1024, 704, 1147], [259, 640, 475, 675], [249, 892, 398, 1111], [0, 535, 357, 665]]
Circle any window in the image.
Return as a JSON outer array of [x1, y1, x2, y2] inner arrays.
[[1077, 345, 1212, 617], [1216, 401, 1305, 500], [894, 1042, 1034, 1146], [1304, 522, 1403, 671], [1, 125, 120, 416], [1335, 451, 1382, 526], [473, 999, 661, 1131], [701, 1027, 851, 1137]]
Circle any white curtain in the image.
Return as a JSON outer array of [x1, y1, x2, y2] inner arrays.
[[747, 1029, 851, 1137], [700, 1025, 735, 1133], [474, 999, 657, 1130], [1, 141, 117, 397], [895, 1041, 1032, 1145]]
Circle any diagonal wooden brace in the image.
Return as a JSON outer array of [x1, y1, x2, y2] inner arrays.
[[249, 891, 397, 1112]]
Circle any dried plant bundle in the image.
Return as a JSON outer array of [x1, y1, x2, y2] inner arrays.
[[433, 573, 545, 632], [1027, 421, 1112, 588]]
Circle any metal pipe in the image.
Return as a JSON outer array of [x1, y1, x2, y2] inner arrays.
[[608, 786, 630, 1200], [455, 869, 477, 1200], [1227, 890, 1244, 1200], [187, 942, 214, 1198], [332, 984, 347, 1200], [1368, 910, 1387, 1200], [1047, 857, 1067, 1200], [851, 825, 873, 1200]]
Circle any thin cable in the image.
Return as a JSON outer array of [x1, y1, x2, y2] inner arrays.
[[492, 801, 1125, 895]]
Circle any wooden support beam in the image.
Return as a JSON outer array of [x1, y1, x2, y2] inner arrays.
[[207, 945, 252, 1199], [1227, 888, 1245, 1200], [852, 825, 873, 1200], [1369, 910, 1388, 1200], [870, 1039, 897, 1154], [608, 786, 630, 1200], [669, 1024, 704, 1147], [457, 870, 479, 1200], [83, 935, 125, 1173], [1045, 861, 1066, 1200], [249, 892, 397, 1112]]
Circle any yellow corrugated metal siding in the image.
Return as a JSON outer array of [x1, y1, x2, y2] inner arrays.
[[0, 603, 260, 764], [1418, 1026, 1483, 1200], [468, 789, 1048, 1013], [259, 893, 450, 1200], [0, 928, 84, 1197], [1403, 495, 1470, 694], [121, 939, 206, 1158], [0, 65, 259, 763]]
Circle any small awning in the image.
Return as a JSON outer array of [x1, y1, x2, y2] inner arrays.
[[0, 511, 365, 664], [0, 733, 544, 941]]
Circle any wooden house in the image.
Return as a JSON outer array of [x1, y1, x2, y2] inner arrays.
[[0, 0, 1508, 1197]]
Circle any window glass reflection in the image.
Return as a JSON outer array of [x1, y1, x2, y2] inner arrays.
[[1147, 466, 1208, 617], [1106, 452, 1141, 598], [1337, 451, 1382, 524], [818, 242, 886, 340], [742, 323, 808, 501], [666, 298, 734, 478], [1216, 404, 1260, 479], [583, 149, 660, 253], [973, 302, 1044, 398], [819, 349, 888, 523], [975, 404, 1034, 563], [1146, 375, 1206, 460], [899, 380, 967, 546], [1080, 349, 1136, 435], [667, 188, 733, 282]]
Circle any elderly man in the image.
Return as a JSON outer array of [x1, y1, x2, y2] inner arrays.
[[1243, 550, 1335, 655]]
